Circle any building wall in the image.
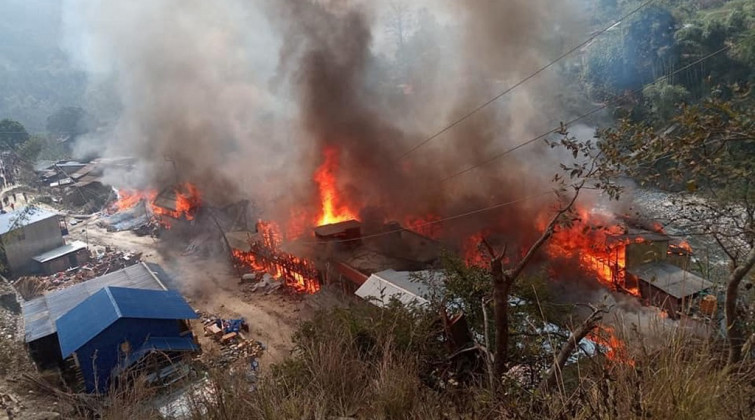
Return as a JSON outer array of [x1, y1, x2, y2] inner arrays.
[[74, 318, 188, 393], [40, 248, 90, 275], [638, 279, 681, 318], [2, 217, 64, 276], [625, 240, 669, 270]]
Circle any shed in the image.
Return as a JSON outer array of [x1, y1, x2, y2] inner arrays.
[[32, 240, 89, 275], [355, 269, 440, 307], [22, 262, 171, 369], [56, 286, 198, 392], [0, 207, 64, 276], [628, 262, 714, 316]]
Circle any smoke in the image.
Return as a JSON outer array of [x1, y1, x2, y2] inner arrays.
[[61, 0, 593, 243]]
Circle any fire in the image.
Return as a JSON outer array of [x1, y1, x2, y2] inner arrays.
[[111, 189, 157, 212], [546, 209, 641, 296], [588, 325, 635, 367], [404, 214, 442, 239], [232, 220, 321, 294], [462, 232, 492, 268], [110, 183, 201, 228], [314, 147, 358, 226], [150, 183, 201, 221]]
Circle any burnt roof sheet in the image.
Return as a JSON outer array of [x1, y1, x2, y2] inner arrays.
[[628, 262, 713, 299], [22, 262, 169, 343]]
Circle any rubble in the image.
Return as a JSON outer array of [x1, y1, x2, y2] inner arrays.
[[197, 312, 265, 370], [12, 248, 142, 300]]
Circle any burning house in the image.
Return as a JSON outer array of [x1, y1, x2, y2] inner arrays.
[[549, 213, 715, 318]]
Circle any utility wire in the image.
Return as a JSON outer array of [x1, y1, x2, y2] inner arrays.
[[397, 0, 656, 160], [286, 44, 735, 246], [439, 43, 733, 183]]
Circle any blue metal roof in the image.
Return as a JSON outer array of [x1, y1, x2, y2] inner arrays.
[[0, 207, 58, 235], [56, 286, 198, 358]]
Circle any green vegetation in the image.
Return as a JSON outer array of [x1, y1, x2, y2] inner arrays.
[[583, 0, 755, 124], [93, 300, 754, 419]]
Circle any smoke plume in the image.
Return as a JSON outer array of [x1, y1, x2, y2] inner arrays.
[[62, 0, 591, 244]]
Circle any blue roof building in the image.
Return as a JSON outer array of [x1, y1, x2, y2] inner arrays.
[[21, 263, 199, 393], [55, 286, 198, 393]]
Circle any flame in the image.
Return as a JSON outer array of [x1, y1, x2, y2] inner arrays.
[[314, 147, 358, 226], [546, 208, 641, 296], [404, 214, 443, 239], [233, 220, 320, 294], [110, 183, 201, 229], [462, 232, 489, 267], [588, 325, 635, 366], [150, 183, 201, 221], [111, 189, 157, 212]]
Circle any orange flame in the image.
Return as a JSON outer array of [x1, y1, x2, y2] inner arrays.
[[314, 147, 357, 226], [233, 220, 320, 294], [588, 325, 635, 366], [545, 208, 641, 296], [111, 189, 157, 212], [404, 214, 443, 239], [150, 183, 201, 221], [462, 232, 489, 267]]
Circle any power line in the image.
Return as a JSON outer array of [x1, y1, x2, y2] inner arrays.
[[439, 43, 733, 183], [287, 44, 734, 246], [397, 0, 656, 160]]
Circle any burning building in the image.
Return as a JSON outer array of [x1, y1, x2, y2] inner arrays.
[[549, 212, 714, 318]]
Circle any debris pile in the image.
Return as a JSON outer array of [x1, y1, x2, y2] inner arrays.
[[198, 313, 265, 370], [239, 273, 283, 296], [13, 248, 142, 300]]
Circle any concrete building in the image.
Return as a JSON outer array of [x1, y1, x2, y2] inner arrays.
[[32, 240, 89, 275], [0, 207, 64, 276]]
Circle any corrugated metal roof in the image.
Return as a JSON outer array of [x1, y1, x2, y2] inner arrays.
[[0, 207, 58, 235], [32, 241, 88, 263], [355, 269, 439, 307], [628, 262, 714, 299], [56, 286, 198, 358], [22, 262, 169, 343]]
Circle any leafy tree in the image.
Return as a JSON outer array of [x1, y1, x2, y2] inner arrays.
[[598, 95, 755, 364], [0, 119, 30, 149], [642, 82, 690, 121], [583, 5, 679, 98], [45, 106, 88, 139]]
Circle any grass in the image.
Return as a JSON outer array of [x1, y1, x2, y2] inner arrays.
[[51, 301, 754, 419]]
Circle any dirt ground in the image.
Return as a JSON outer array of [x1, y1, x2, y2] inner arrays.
[[66, 215, 344, 365]]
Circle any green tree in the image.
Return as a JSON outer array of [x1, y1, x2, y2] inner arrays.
[[642, 82, 690, 121], [0, 119, 29, 149]]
